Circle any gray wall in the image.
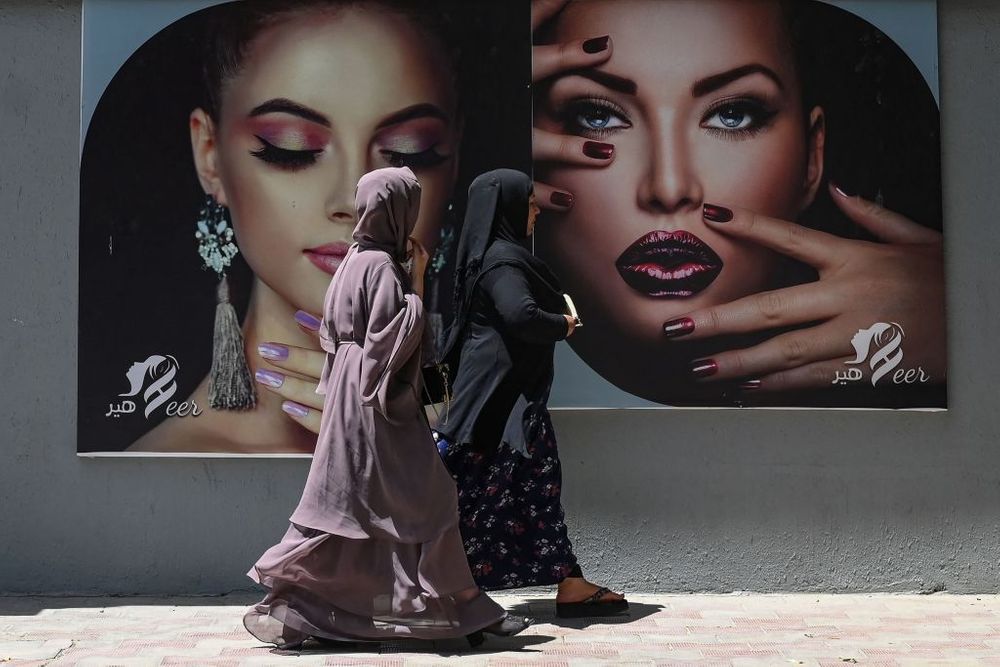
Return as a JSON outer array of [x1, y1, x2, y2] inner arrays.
[[1, 0, 998, 595]]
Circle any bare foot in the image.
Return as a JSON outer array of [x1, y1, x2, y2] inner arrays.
[[556, 576, 625, 604]]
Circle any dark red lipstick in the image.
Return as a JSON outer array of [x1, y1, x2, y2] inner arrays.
[[615, 230, 723, 298]]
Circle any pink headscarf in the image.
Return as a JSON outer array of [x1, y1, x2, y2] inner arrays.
[[352, 166, 422, 262]]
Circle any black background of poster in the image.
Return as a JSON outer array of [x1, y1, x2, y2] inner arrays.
[[79, 0, 531, 452]]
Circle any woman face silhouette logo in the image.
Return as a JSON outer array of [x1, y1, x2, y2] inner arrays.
[[119, 354, 179, 417], [846, 323, 905, 386]]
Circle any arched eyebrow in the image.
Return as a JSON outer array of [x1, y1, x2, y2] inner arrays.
[[249, 98, 329, 127], [571, 70, 638, 96], [375, 103, 450, 129], [691, 64, 784, 97]]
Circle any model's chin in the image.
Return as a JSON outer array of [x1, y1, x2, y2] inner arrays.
[[282, 271, 331, 319], [569, 304, 686, 371], [567, 328, 702, 404]]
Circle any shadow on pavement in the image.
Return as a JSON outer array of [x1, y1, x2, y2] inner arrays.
[[506, 596, 663, 628]]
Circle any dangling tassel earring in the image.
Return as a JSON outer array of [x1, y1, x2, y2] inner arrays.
[[195, 195, 256, 410]]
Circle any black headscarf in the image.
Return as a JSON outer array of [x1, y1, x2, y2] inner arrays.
[[442, 169, 562, 361]]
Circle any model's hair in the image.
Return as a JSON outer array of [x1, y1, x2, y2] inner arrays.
[[200, 0, 462, 121], [778, 0, 816, 117]]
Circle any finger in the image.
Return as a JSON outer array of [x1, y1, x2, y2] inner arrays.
[[533, 126, 614, 166], [663, 283, 835, 341], [532, 36, 612, 82], [700, 202, 847, 270], [533, 181, 575, 211], [689, 324, 849, 382], [281, 400, 322, 435], [255, 370, 325, 411], [293, 310, 321, 336], [830, 183, 941, 245], [257, 342, 326, 380], [409, 237, 429, 258], [531, 0, 571, 31], [753, 357, 861, 393]]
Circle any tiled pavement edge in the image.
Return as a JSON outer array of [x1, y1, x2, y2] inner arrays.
[[2, 593, 1000, 665]]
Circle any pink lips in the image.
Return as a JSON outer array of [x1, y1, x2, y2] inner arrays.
[[615, 230, 723, 298], [304, 242, 351, 276]]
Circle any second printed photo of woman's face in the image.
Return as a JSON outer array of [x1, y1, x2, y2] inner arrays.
[[535, 0, 826, 403]]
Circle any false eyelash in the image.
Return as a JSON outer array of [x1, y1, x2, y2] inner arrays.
[[700, 97, 779, 140], [559, 96, 633, 138], [250, 135, 323, 170], [380, 147, 450, 169]]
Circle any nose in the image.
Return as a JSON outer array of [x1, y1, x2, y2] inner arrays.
[[324, 146, 367, 225], [637, 114, 703, 217]]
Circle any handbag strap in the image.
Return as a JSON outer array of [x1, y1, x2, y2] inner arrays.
[[422, 363, 452, 425]]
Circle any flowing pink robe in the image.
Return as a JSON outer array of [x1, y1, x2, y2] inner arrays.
[[244, 247, 504, 645]]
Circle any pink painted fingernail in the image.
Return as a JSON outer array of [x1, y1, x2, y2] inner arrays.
[[832, 182, 854, 198], [739, 379, 762, 390], [282, 401, 309, 418], [690, 358, 718, 378], [258, 343, 289, 361], [294, 310, 321, 331], [255, 369, 284, 388], [663, 317, 695, 338]]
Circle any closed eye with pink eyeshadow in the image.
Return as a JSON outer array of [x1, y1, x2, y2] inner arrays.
[[248, 119, 329, 171], [374, 115, 453, 169]]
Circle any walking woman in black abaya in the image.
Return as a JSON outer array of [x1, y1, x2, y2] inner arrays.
[[433, 169, 627, 617]]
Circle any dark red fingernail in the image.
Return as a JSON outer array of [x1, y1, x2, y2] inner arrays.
[[739, 379, 762, 390], [582, 35, 611, 54], [583, 141, 614, 160], [703, 204, 733, 223], [690, 358, 718, 378], [663, 317, 695, 338], [550, 190, 575, 208]]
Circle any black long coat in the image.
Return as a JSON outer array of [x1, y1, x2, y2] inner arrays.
[[437, 261, 568, 451]]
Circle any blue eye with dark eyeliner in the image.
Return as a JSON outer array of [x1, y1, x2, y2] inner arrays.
[[562, 98, 632, 137], [701, 98, 778, 138]]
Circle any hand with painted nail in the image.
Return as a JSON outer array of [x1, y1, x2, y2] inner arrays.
[[664, 186, 945, 394], [256, 310, 327, 434], [531, 0, 615, 211]]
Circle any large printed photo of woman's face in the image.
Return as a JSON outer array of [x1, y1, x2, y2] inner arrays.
[[79, 0, 530, 453], [532, 0, 944, 408]]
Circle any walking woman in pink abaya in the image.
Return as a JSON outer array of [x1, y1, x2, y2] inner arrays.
[[243, 167, 531, 650]]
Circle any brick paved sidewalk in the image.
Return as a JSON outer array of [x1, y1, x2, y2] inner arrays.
[[2, 593, 999, 665]]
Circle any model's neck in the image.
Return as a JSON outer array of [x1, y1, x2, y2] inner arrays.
[[184, 279, 321, 453]]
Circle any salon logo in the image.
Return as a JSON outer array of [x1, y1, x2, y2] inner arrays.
[[106, 354, 201, 419], [833, 323, 930, 387]]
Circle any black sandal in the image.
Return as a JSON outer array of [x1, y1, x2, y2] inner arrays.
[[556, 587, 629, 618]]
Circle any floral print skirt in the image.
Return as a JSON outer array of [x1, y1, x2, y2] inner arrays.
[[438, 408, 579, 591]]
